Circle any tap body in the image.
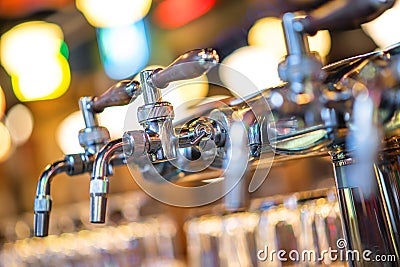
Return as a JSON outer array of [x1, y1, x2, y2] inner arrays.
[[90, 138, 124, 223], [33, 80, 140, 236], [34, 159, 70, 237]]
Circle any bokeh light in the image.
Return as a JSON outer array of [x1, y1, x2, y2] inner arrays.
[[220, 46, 281, 96], [362, 0, 400, 48], [57, 111, 85, 154], [5, 104, 34, 146], [248, 17, 331, 59], [153, 0, 216, 29], [11, 54, 71, 102], [0, 85, 6, 120], [0, 122, 12, 162], [76, 0, 152, 28], [0, 21, 64, 75], [97, 20, 149, 80], [100, 105, 131, 138], [0, 21, 71, 102]]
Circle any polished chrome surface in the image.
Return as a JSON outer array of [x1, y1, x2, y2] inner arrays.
[[34, 79, 138, 236], [79, 96, 99, 128], [151, 48, 219, 89], [90, 138, 124, 223], [224, 121, 250, 212], [34, 159, 70, 237]]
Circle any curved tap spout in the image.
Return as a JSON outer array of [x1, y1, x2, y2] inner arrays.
[[90, 138, 124, 223], [34, 160, 70, 237]]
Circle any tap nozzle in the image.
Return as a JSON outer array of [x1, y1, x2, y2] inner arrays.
[[33, 159, 70, 237], [90, 138, 124, 223], [33, 195, 51, 237], [90, 178, 109, 223]]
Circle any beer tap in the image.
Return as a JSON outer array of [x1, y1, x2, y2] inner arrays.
[[33, 80, 140, 237], [89, 48, 222, 223]]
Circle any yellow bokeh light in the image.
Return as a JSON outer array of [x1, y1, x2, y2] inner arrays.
[[11, 54, 71, 102], [76, 0, 152, 28], [0, 86, 6, 120], [220, 46, 281, 96], [248, 17, 331, 59], [5, 104, 34, 146], [56, 111, 85, 155], [0, 122, 12, 162], [0, 21, 64, 75], [362, 0, 400, 48]]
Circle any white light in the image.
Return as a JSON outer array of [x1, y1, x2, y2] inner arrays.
[[162, 75, 209, 107], [56, 111, 85, 154], [308, 30, 331, 58], [248, 17, 286, 59], [76, 0, 152, 28], [362, 1, 400, 48], [100, 105, 133, 138], [220, 46, 281, 96], [5, 104, 34, 146], [0, 21, 63, 75]]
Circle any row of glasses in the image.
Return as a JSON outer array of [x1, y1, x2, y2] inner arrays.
[[0, 215, 184, 267], [185, 188, 345, 267]]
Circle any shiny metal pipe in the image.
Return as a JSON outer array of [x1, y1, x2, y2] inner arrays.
[[90, 138, 124, 223], [331, 145, 400, 266], [79, 96, 99, 128], [34, 160, 70, 237]]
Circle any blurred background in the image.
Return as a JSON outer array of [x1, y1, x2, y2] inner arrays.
[[0, 0, 399, 265]]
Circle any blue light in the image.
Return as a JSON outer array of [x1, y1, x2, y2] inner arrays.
[[97, 20, 150, 80]]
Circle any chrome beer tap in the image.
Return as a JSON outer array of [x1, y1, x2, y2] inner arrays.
[[89, 48, 221, 223], [276, 2, 400, 265], [33, 80, 140, 236]]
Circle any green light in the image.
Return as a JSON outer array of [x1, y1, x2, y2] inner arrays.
[[59, 41, 69, 60]]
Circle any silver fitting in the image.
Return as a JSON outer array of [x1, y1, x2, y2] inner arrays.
[[278, 12, 326, 104], [33, 195, 52, 237], [78, 126, 110, 154], [89, 178, 109, 223], [34, 195, 52, 213], [122, 130, 147, 158], [137, 102, 174, 124]]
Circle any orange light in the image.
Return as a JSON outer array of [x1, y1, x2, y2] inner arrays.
[[0, 86, 6, 120], [0, 122, 12, 162], [153, 0, 216, 29]]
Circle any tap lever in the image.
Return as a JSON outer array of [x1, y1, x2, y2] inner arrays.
[[151, 48, 219, 89], [92, 80, 141, 113], [300, 0, 395, 35]]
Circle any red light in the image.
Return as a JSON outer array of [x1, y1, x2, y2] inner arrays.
[[0, 0, 72, 18], [153, 0, 216, 29]]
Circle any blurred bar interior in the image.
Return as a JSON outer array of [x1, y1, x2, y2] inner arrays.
[[0, 0, 400, 266]]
